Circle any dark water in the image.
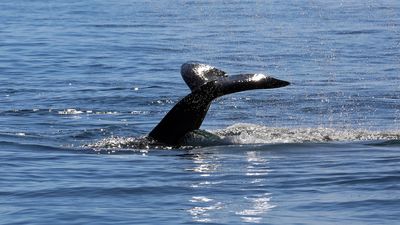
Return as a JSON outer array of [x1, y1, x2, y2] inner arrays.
[[1, 0, 400, 224]]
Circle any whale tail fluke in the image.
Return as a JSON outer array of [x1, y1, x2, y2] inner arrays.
[[181, 62, 289, 93], [181, 62, 228, 91], [148, 62, 290, 145]]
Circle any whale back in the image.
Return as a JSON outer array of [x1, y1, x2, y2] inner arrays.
[[181, 62, 228, 91]]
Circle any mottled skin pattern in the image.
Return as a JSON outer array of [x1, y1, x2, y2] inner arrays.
[[148, 63, 290, 145]]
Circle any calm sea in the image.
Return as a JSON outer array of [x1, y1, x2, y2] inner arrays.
[[1, 0, 399, 224]]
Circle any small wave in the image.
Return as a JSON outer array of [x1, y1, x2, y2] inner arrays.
[[0, 140, 66, 152], [366, 139, 400, 147], [58, 108, 85, 115], [87, 24, 167, 29], [57, 108, 119, 115], [331, 29, 381, 35], [214, 123, 400, 144], [0, 108, 124, 116]]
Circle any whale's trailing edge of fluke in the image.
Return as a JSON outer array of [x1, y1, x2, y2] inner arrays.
[[148, 62, 290, 145], [181, 62, 289, 92]]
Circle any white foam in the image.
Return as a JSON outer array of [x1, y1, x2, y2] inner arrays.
[[214, 123, 400, 144], [84, 123, 400, 150], [58, 108, 84, 115], [57, 109, 119, 115]]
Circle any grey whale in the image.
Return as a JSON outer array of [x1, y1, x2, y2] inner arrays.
[[148, 62, 290, 145]]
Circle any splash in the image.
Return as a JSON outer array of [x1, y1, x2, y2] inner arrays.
[[85, 136, 165, 150], [86, 136, 193, 150], [85, 123, 400, 150], [215, 123, 400, 144]]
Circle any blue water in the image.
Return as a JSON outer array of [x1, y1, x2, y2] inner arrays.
[[1, 0, 400, 224]]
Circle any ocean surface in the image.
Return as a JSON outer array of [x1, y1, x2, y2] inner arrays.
[[1, 0, 400, 224]]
